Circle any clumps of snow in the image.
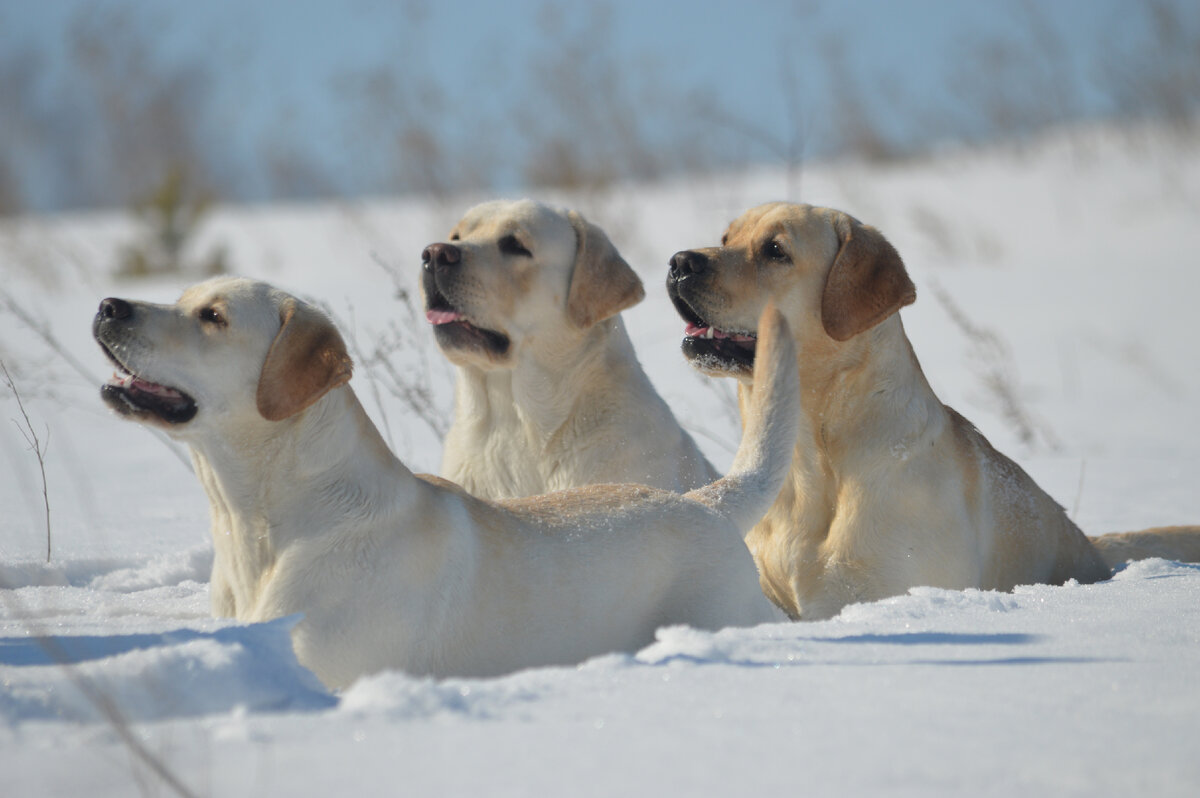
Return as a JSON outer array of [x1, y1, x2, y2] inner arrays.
[[0, 556, 140, 590], [0, 616, 333, 724], [1111, 557, 1200, 581], [89, 545, 213, 592], [339, 670, 547, 720], [636, 624, 739, 665], [837, 586, 1023, 624], [633, 622, 805, 669], [0, 546, 213, 592]]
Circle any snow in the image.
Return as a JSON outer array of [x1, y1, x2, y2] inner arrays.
[[2, 123, 1199, 796]]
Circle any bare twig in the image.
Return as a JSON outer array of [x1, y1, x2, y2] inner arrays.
[[0, 358, 199, 797], [2, 359, 51, 562], [368, 249, 452, 440]]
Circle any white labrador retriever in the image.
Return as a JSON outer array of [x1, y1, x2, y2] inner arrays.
[[667, 202, 1200, 620], [421, 199, 717, 498], [92, 277, 792, 688]]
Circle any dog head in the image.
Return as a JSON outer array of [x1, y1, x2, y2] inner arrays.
[[93, 277, 352, 437], [666, 202, 915, 379], [420, 199, 644, 369]]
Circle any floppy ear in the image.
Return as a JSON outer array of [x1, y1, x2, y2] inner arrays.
[[565, 210, 645, 328], [256, 298, 354, 421], [821, 213, 916, 342]]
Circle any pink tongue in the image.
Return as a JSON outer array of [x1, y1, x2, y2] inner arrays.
[[684, 322, 755, 342], [131, 377, 182, 398], [426, 309, 464, 325]]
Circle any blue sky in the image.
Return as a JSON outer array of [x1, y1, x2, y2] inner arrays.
[[0, 0, 1188, 209]]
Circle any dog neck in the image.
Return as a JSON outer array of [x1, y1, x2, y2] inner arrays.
[[453, 316, 639, 440], [801, 316, 944, 462], [188, 386, 413, 618], [742, 315, 947, 614]]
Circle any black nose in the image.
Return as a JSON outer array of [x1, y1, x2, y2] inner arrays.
[[421, 242, 462, 270], [98, 297, 133, 321], [668, 250, 708, 279]]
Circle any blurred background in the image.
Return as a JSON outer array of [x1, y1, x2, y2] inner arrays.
[[1, 0, 1197, 217]]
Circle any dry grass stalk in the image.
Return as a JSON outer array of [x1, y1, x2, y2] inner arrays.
[[1, 359, 50, 562], [0, 359, 199, 798], [930, 282, 1061, 452]]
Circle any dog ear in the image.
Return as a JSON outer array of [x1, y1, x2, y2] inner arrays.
[[256, 298, 353, 421], [821, 213, 916, 342], [565, 210, 645, 328]]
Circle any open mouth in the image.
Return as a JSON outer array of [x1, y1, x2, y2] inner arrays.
[[667, 284, 757, 374], [97, 341, 197, 425], [422, 273, 511, 358]]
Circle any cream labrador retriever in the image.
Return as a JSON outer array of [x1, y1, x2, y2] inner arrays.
[[421, 199, 717, 498], [92, 277, 792, 688], [667, 202, 1200, 620]]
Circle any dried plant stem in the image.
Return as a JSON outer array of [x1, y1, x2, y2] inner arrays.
[[365, 249, 452, 441], [930, 281, 1061, 452], [2, 359, 51, 562], [0, 360, 199, 797]]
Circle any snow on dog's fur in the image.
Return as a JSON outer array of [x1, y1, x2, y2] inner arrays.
[[93, 277, 790, 687]]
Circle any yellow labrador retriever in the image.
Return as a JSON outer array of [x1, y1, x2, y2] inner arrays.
[[667, 202, 1200, 620], [92, 277, 792, 688], [421, 199, 717, 498]]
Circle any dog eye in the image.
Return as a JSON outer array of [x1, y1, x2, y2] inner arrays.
[[763, 241, 788, 262], [198, 307, 226, 326], [498, 235, 532, 257]]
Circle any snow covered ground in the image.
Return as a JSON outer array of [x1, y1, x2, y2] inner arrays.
[[2, 124, 1199, 796]]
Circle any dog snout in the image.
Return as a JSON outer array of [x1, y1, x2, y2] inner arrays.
[[422, 243, 462, 271], [98, 297, 133, 321], [668, 250, 708, 280]]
